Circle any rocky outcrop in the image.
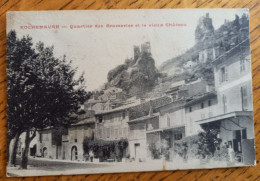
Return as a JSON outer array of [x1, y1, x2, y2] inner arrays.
[[107, 43, 160, 97], [160, 13, 249, 82], [195, 13, 215, 43]]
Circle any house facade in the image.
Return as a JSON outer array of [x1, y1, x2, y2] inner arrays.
[[33, 38, 254, 165], [37, 127, 63, 159], [36, 112, 96, 161], [196, 39, 255, 165], [185, 91, 218, 136], [146, 100, 186, 161], [62, 116, 95, 161]]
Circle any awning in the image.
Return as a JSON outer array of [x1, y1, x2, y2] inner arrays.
[[196, 111, 253, 124]]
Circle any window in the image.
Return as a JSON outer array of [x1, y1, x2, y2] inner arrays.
[[220, 66, 228, 83], [98, 116, 103, 123], [110, 114, 114, 123], [189, 106, 192, 112], [103, 128, 105, 139], [110, 128, 114, 138], [189, 118, 192, 134], [119, 129, 122, 138], [167, 114, 170, 127], [242, 129, 247, 139], [123, 127, 128, 138], [39, 133, 42, 143], [74, 130, 77, 142], [228, 141, 233, 148], [208, 100, 211, 106], [241, 86, 248, 111], [115, 128, 118, 139], [174, 133, 182, 140], [233, 130, 242, 153], [99, 128, 102, 139], [223, 94, 227, 113], [122, 112, 126, 119], [240, 59, 246, 72], [75, 139, 77, 143], [106, 128, 110, 138], [201, 102, 204, 109]]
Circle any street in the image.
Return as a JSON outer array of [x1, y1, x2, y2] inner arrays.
[[15, 156, 110, 171], [7, 156, 166, 177]]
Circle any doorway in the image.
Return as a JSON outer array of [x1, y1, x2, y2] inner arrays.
[[71, 146, 78, 161]]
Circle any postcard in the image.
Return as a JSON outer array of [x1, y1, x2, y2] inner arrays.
[[6, 9, 255, 177]]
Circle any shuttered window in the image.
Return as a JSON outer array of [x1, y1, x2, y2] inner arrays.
[[241, 86, 248, 111], [240, 59, 246, 72], [223, 94, 227, 113], [220, 66, 228, 83]]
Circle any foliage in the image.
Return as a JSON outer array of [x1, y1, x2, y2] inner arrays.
[[83, 138, 128, 161], [6, 30, 89, 169], [148, 143, 161, 159], [214, 146, 229, 161], [173, 126, 221, 160], [185, 62, 215, 85], [197, 124, 222, 159], [6, 31, 34, 140], [173, 135, 200, 160], [160, 13, 249, 83]]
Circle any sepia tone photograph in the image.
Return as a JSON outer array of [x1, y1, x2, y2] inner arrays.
[[6, 9, 255, 177]]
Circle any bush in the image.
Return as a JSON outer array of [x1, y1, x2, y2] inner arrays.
[[173, 128, 222, 161], [148, 143, 161, 159], [214, 146, 229, 161], [83, 138, 128, 161]]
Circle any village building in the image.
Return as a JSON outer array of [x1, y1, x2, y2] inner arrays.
[[92, 100, 142, 161], [36, 112, 95, 161], [184, 79, 218, 136], [36, 127, 64, 159], [127, 82, 186, 162], [185, 92, 218, 136], [94, 107, 129, 141], [127, 96, 173, 162], [16, 131, 38, 158], [196, 38, 255, 165], [62, 114, 95, 161], [146, 99, 186, 161]]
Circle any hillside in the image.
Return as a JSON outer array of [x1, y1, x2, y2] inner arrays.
[[159, 13, 249, 84]]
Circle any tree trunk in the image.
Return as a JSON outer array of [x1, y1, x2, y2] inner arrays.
[[10, 132, 21, 167], [7, 137, 11, 164], [21, 129, 36, 169]]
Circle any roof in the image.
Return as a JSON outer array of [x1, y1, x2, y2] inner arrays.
[[185, 91, 217, 107], [196, 111, 253, 124], [95, 100, 142, 115], [71, 118, 95, 126], [155, 99, 185, 110], [95, 95, 172, 116], [128, 113, 159, 124], [146, 124, 185, 133]]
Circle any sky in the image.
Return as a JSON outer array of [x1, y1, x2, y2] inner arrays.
[[7, 9, 248, 91]]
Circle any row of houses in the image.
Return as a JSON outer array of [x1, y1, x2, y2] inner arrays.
[[20, 38, 254, 165]]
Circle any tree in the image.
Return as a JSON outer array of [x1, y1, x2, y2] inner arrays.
[[6, 30, 35, 166], [197, 123, 222, 159], [6, 30, 89, 169]]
